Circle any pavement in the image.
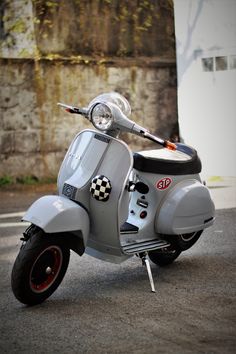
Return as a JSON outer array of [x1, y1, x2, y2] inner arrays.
[[0, 179, 235, 354]]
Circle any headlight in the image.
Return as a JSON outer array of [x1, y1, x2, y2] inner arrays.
[[90, 103, 113, 131]]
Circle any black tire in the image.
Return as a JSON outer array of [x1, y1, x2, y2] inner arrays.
[[174, 230, 203, 251], [11, 225, 70, 305], [148, 244, 181, 267]]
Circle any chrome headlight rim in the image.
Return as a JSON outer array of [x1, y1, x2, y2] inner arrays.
[[90, 102, 114, 131]]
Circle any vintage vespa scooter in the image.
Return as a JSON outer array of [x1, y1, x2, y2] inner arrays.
[[11, 92, 215, 305]]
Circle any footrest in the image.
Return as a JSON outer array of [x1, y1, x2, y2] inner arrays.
[[120, 222, 139, 234], [122, 239, 170, 255]]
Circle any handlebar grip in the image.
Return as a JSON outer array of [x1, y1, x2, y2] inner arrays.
[[57, 102, 88, 116], [164, 140, 177, 151], [65, 107, 81, 114]]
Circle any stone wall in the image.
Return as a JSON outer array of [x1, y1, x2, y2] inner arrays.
[[0, 0, 178, 179]]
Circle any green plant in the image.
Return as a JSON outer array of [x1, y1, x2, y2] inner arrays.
[[0, 176, 14, 186], [16, 175, 39, 185], [0, 175, 57, 187]]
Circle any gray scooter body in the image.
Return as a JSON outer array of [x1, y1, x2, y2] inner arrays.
[[14, 92, 216, 301]]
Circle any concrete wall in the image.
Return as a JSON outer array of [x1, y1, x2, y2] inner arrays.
[[0, 58, 177, 178], [0, 0, 178, 179]]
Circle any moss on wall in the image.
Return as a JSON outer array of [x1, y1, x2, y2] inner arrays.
[[32, 0, 175, 58]]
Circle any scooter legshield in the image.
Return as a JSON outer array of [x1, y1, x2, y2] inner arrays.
[[23, 195, 89, 243]]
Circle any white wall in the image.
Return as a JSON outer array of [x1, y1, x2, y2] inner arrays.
[[174, 0, 236, 177]]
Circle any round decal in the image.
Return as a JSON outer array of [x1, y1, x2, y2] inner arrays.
[[156, 177, 172, 190], [90, 175, 112, 201]]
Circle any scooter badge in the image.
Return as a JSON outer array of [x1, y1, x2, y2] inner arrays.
[[156, 177, 172, 190]]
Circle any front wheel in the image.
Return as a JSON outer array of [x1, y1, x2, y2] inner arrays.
[[11, 225, 70, 305]]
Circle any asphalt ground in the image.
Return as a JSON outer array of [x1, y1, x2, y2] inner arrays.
[[0, 181, 235, 354]]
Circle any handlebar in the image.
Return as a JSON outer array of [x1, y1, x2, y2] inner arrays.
[[58, 102, 177, 151]]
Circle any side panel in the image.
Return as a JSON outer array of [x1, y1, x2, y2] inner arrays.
[[156, 180, 215, 234], [123, 171, 201, 245], [23, 196, 90, 243]]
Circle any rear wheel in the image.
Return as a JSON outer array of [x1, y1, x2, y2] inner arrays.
[[11, 225, 70, 305], [148, 230, 203, 266], [175, 230, 203, 251], [148, 244, 181, 267]]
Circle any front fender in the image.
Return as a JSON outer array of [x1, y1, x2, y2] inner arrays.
[[23, 195, 90, 245]]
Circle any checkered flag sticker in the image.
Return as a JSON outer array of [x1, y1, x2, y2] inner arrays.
[[90, 175, 112, 202]]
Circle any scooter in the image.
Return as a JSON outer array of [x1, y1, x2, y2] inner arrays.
[[11, 92, 215, 305]]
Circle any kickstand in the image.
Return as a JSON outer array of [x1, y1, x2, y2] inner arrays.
[[140, 253, 156, 293]]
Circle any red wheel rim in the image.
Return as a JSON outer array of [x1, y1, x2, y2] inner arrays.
[[30, 246, 63, 293]]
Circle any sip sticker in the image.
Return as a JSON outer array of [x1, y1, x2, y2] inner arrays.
[[156, 177, 172, 190]]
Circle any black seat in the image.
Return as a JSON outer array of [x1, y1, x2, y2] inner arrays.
[[133, 143, 202, 175]]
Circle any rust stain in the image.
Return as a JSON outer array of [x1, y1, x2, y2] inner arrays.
[[33, 57, 49, 175]]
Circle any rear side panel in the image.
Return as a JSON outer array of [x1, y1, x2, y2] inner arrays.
[[155, 179, 215, 235], [125, 171, 201, 242], [123, 169, 214, 245]]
